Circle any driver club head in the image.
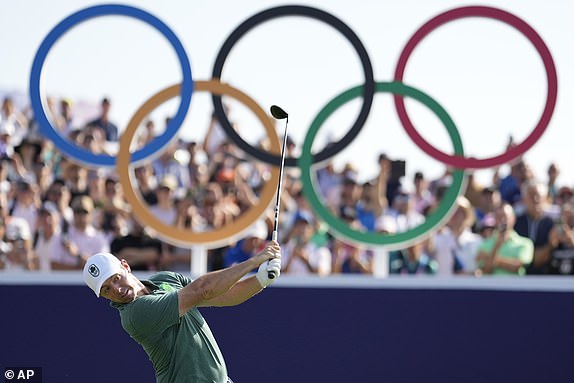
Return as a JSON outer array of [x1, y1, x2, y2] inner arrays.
[[270, 105, 288, 120]]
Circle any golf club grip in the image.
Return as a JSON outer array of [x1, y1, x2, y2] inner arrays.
[[267, 263, 277, 279], [268, 230, 279, 279]]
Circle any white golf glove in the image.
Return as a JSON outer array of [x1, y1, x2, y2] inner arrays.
[[256, 257, 281, 288]]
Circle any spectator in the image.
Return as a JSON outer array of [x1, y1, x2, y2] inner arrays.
[[477, 213, 497, 239], [1, 97, 29, 147], [65, 195, 109, 265], [390, 241, 436, 275], [412, 171, 435, 216], [429, 167, 454, 197], [100, 175, 131, 240], [63, 161, 89, 200], [32, 158, 53, 196], [355, 181, 381, 232], [186, 140, 209, 189], [56, 98, 76, 136], [280, 189, 311, 240], [8, 179, 40, 235], [377, 190, 425, 234], [432, 196, 482, 275], [1, 120, 28, 180], [87, 97, 118, 142], [514, 180, 555, 274], [195, 182, 234, 231], [152, 135, 191, 190], [556, 186, 573, 206], [44, 179, 73, 226], [332, 208, 372, 274], [78, 127, 106, 154], [110, 217, 162, 271], [14, 137, 42, 181], [135, 119, 156, 147], [0, 217, 35, 270], [134, 164, 158, 205], [338, 177, 361, 220], [150, 175, 178, 226], [475, 203, 534, 275], [232, 168, 260, 215], [498, 159, 532, 207], [282, 213, 332, 276], [547, 203, 574, 275], [473, 186, 501, 229], [86, 169, 106, 207], [34, 202, 75, 271], [316, 161, 342, 211], [223, 219, 269, 268]]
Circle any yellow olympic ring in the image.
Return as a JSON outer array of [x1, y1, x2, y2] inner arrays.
[[117, 80, 280, 247]]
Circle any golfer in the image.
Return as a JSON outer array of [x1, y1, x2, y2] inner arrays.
[[83, 240, 281, 383]]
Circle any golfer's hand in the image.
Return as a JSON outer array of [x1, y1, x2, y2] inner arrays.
[[255, 242, 281, 288], [256, 258, 281, 288], [255, 241, 281, 264]]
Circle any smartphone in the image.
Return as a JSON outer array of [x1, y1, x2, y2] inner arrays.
[[390, 160, 406, 179]]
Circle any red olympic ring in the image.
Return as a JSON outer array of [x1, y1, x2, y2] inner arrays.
[[393, 6, 558, 169]]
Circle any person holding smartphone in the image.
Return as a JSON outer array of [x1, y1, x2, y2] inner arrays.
[[548, 203, 574, 274], [475, 203, 534, 275]]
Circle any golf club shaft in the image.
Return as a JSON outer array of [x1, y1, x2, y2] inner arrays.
[[268, 116, 288, 279]]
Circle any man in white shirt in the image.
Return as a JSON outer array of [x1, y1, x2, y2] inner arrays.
[[34, 202, 82, 271], [433, 196, 483, 275], [65, 195, 109, 265]]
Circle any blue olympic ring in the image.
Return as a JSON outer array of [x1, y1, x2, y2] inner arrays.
[[29, 4, 193, 167]]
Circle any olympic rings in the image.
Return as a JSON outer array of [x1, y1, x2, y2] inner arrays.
[[211, 5, 375, 167], [299, 82, 466, 248], [29, 4, 193, 167], [394, 6, 558, 169], [30, 4, 557, 248], [117, 81, 280, 247]]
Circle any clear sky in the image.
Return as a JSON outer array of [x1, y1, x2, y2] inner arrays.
[[1, 0, 572, 189]]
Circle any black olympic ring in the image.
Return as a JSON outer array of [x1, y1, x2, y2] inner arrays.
[[211, 5, 375, 167]]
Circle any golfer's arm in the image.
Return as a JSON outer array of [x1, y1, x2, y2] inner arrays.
[[197, 276, 263, 307], [178, 258, 259, 316]]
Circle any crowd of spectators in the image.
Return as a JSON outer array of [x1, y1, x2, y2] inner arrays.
[[1, 94, 574, 277]]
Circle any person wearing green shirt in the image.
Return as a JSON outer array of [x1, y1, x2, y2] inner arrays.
[[476, 202, 534, 275], [83, 241, 281, 383]]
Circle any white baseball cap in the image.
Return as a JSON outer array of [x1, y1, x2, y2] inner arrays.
[[83, 252, 124, 297]]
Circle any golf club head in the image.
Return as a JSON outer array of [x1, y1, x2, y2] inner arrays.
[[270, 105, 288, 120]]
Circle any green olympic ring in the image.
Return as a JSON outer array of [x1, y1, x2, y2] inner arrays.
[[299, 81, 467, 248]]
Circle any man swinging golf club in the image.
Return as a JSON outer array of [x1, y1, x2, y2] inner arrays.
[[83, 239, 281, 383]]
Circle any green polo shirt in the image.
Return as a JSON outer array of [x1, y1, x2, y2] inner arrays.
[[477, 231, 534, 275], [112, 271, 227, 383]]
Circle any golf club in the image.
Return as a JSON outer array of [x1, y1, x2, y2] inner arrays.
[[268, 104, 288, 279]]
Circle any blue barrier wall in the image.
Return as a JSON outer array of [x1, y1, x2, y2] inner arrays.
[[2, 283, 574, 383]]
